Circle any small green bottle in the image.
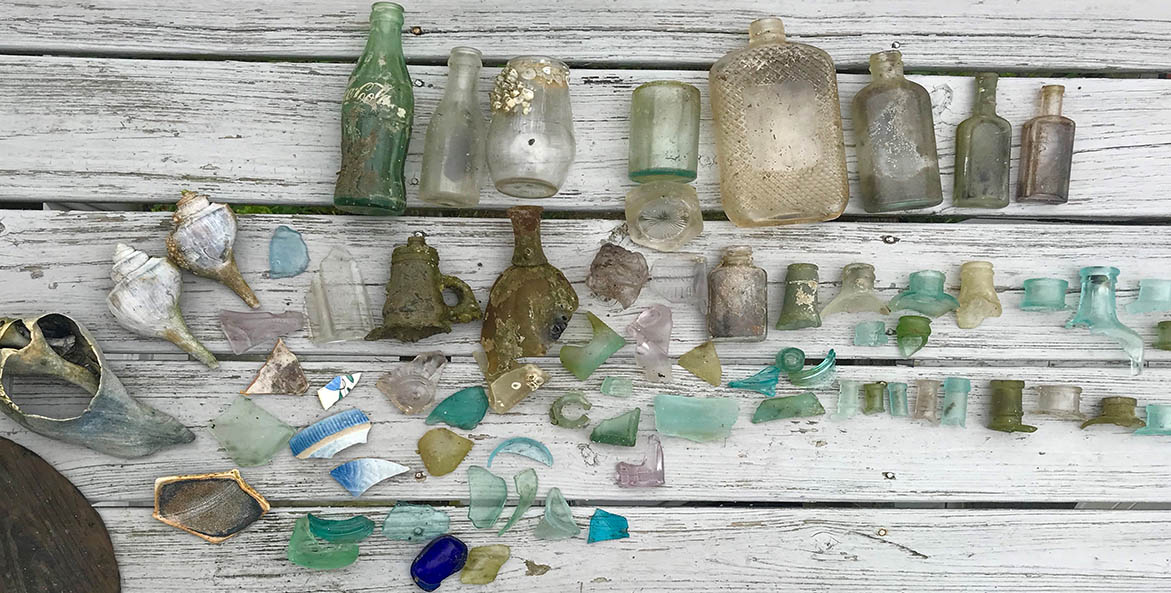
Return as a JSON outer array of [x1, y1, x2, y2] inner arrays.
[[953, 73, 1011, 208]]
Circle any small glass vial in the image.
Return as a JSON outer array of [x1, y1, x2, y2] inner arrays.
[[419, 47, 486, 207], [1018, 84, 1075, 204], [852, 50, 943, 213], [487, 56, 576, 198], [953, 73, 1011, 208], [707, 246, 767, 341], [629, 81, 700, 183], [625, 180, 703, 252]]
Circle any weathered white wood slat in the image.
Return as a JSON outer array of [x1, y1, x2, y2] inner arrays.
[[1, 211, 1168, 366], [98, 506, 1171, 592], [2, 0, 1170, 71], [2, 56, 1169, 217]]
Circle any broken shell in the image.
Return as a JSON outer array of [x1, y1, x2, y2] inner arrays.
[[152, 468, 269, 543], [165, 190, 259, 308]]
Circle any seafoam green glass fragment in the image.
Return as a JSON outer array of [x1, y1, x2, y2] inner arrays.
[[487, 437, 553, 467], [559, 312, 625, 380], [211, 396, 295, 467], [832, 380, 861, 421], [854, 321, 889, 347], [677, 341, 721, 385], [589, 408, 641, 447], [887, 382, 909, 417], [287, 515, 359, 571], [728, 365, 781, 396], [775, 347, 805, 373], [533, 487, 580, 540], [600, 376, 634, 397], [497, 468, 538, 535], [788, 349, 837, 388], [307, 513, 375, 543], [751, 392, 825, 423], [382, 502, 450, 542], [550, 391, 592, 428], [467, 465, 507, 529], [460, 544, 511, 585], [424, 386, 489, 430], [653, 394, 738, 442]]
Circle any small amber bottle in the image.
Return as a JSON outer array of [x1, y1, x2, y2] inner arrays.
[[1018, 84, 1075, 204]]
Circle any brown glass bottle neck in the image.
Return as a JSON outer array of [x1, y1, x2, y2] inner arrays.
[[509, 207, 548, 266]]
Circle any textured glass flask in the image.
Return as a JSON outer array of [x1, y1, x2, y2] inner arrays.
[[334, 2, 414, 216], [708, 246, 768, 341], [419, 47, 486, 207], [629, 81, 701, 183], [853, 50, 943, 213], [953, 73, 1011, 208], [1019, 85, 1075, 203], [625, 181, 703, 252], [709, 18, 849, 226], [487, 56, 575, 198]]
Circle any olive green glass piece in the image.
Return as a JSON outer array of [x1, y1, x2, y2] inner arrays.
[[497, 468, 538, 535], [708, 246, 768, 341], [1020, 278, 1070, 311], [821, 263, 890, 317], [896, 315, 932, 358], [775, 263, 821, 330], [677, 341, 722, 386], [366, 233, 481, 342], [751, 392, 825, 424], [590, 408, 641, 447], [862, 382, 887, 415], [307, 513, 375, 543], [287, 515, 359, 571], [466, 465, 507, 529], [1156, 321, 1171, 351], [954, 73, 1011, 208], [889, 270, 959, 318], [775, 347, 805, 373], [559, 312, 625, 380], [1018, 85, 1075, 204], [550, 391, 592, 429], [653, 394, 739, 442], [1080, 396, 1145, 431], [533, 487, 580, 540], [987, 380, 1037, 433], [629, 81, 701, 183], [956, 261, 1002, 329], [417, 428, 473, 476], [460, 544, 511, 585]]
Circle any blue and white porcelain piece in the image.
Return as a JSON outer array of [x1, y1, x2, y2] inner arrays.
[[330, 458, 411, 497], [317, 373, 361, 410], [289, 408, 371, 459], [486, 437, 554, 467]]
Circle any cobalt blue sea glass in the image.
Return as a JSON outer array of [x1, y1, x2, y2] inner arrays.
[[587, 509, 630, 543], [270, 225, 310, 279], [411, 534, 468, 591]]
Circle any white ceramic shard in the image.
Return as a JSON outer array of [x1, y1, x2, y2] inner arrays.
[[289, 408, 371, 459], [317, 373, 361, 410]]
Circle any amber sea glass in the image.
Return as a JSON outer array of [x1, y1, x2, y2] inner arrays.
[[1018, 85, 1075, 204], [954, 73, 1011, 208]]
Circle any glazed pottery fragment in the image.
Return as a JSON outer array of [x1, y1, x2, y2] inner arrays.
[[330, 458, 410, 497], [854, 320, 889, 347], [590, 408, 641, 447], [775, 263, 822, 330], [107, 243, 218, 368], [627, 304, 673, 382], [913, 379, 941, 423], [412, 535, 468, 591], [550, 391, 592, 428], [775, 347, 805, 373], [1135, 404, 1171, 436], [788, 350, 837, 388], [383, 503, 450, 542], [487, 437, 553, 467], [0, 314, 195, 458], [153, 469, 269, 543], [166, 190, 259, 308], [1126, 279, 1171, 314], [1066, 266, 1144, 375], [1080, 396, 1145, 431], [821, 263, 890, 317], [269, 225, 310, 279], [587, 509, 629, 543], [417, 428, 473, 476], [533, 487, 580, 540], [585, 243, 649, 308], [615, 433, 665, 488], [941, 377, 971, 427], [306, 246, 374, 344], [956, 261, 1002, 329], [896, 315, 932, 357], [317, 373, 361, 410], [1155, 321, 1171, 351], [377, 351, 447, 414], [242, 338, 309, 395], [887, 382, 909, 417], [366, 233, 481, 342], [287, 515, 358, 570], [461, 544, 511, 585], [559, 312, 625, 380], [0, 437, 119, 593], [889, 270, 958, 318], [425, 386, 489, 429], [289, 408, 371, 459], [600, 376, 634, 397], [219, 310, 305, 355], [649, 253, 708, 309], [678, 341, 721, 385], [654, 394, 738, 442], [752, 392, 825, 424], [210, 397, 295, 466], [498, 468, 538, 535], [831, 380, 861, 421], [729, 365, 781, 396], [485, 363, 550, 413], [1034, 384, 1087, 420], [1020, 278, 1070, 311], [467, 465, 507, 528], [987, 380, 1036, 433], [307, 513, 375, 543], [862, 382, 887, 415]]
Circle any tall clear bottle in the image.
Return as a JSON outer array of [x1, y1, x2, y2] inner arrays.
[[1018, 85, 1075, 204], [852, 50, 942, 213], [709, 18, 849, 227], [953, 73, 1011, 208], [334, 2, 414, 216], [419, 47, 486, 207]]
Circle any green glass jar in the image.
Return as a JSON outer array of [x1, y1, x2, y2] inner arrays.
[[628, 81, 701, 183], [953, 73, 1011, 208]]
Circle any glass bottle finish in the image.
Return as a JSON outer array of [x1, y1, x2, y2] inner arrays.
[[419, 47, 486, 207], [334, 2, 414, 216], [487, 56, 575, 198], [629, 81, 701, 183], [1018, 85, 1075, 204], [707, 246, 767, 342], [709, 18, 849, 226], [953, 73, 1011, 208], [852, 50, 943, 213]]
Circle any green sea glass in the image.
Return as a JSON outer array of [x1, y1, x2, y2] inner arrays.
[[775, 347, 805, 373], [821, 263, 890, 317], [1156, 321, 1171, 351], [887, 382, 909, 417], [862, 382, 887, 415], [941, 377, 970, 427], [382, 502, 450, 542], [832, 380, 861, 420], [775, 263, 821, 330], [418, 428, 473, 476], [896, 315, 932, 357], [600, 376, 634, 397], [854, 321, 889, 347], [653, 394, 738, 442], [559, 312, 625, 380], [751, 392, 825, 423], [1020, 278, 1069, 311], [587, 509, 630, 544], [953, 73, 1011, 208], [987, 380, 1037, 433], [307, 513, 375, 543], [533, 487, 580, 540], [210, 397, 295, 467], [889, 270, 959, 318], [425, 386, 489, 430], [460, 544, 511, 585], [590, 408, 641, 447], [729, 365, 781, 396], [1080, 396, 1145, 431], [678, 341, 721, 385], [789, 350, 837, 388], [287, 515, 359, 570], [497, 468, 538, 535], [550, 391, 592, 428], [467, 465, 507, 529]]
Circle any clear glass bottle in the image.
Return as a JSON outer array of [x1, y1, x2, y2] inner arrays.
[[628, 81, 700, 183], [419, 47, 486, 207], [625, 180, 703, 252], [953, 73, 1011, 208], [487, 56, 575, 198], [852, 50, 943, 213], [707, 246, 767, 341], [334, 2, 414, 216], [709, 18, 849, 226], [1018, 84, 1075, 204]]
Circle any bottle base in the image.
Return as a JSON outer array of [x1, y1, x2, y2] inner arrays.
[[861, 197, 943, 214], [419, 191, 480, 208], [1017, 192, 1068, 204], [494, 177, 559, 198], [953, 196, 1009, 209], [334, 196, 406, 216], [629, 168, 697, 184]]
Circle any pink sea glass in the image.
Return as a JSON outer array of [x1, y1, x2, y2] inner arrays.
[[219, 310, 305, 354], [615, 434, 664, 488], [626, 304, 672, 382]]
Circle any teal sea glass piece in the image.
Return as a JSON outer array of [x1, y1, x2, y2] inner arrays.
[[896, 315, 932, 357], [270, 225, 310, 279], [287, 515, 359, 570], [887, 382, 909, 417], [210, 396, 295, 467], [383, 502, 450, 542], [487, 437, 553, 467], [590, 408, 641, 447], [862, 382, 887, 415], [941, 377, 971, 427], [728, 365, 781, 396], [497, 468, 538, 535], [1127, 279, 1171, 314], [533, 487, 580, 540], [425, 386, 489, 430], [854, 320, 889, 347], [889, 270, 959, 318], [550, 391, 592, 428], [587, 509, 629, 544], [752, 392, 825, 424], [600, 376, 634, 397], [1135, 404, 1171, 436], [775, 347, 805, 373], [789, 349, 837, 388], [559, 312, 625, 380], [1020, 278, 1069, 311], [1065, 266, 1144, 375], [832, 380, 861, 421], [653, 394, 738, 442], [307, 513, 375, 543], [467, 466, 507, 529]]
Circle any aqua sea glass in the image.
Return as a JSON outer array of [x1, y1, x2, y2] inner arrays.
[[987, 379, 1036, 433], [887, 382, 909, 417], [854, 321, 889, 347], [941, 377, 971, 427], [629, 80, 701, 183], [425, 387, 489, 430], [752, 392, 825, 423], [601, 376, 634, 397], [831, 380, 861, 421], [1034, 384, 1087, 420], [627, 304, 673, 382], [497, 468, 538, 535], [533, 487, 580, 540], [590, 408, 641, 447], [550, 392, 592, 428], [587, 509, 630, 543], [862, 382, 887, 415], [411, 534, 468, 592], [1018, 84, 1075, 204], [560, 312, 625, 380], [789, 349, 837, 388], [586, 243, 648, 309], [1126, 279, 1171, 314], [307, 513, 375, 543], [896, 315, 932, 357], [912, 379, 940, 423], [287, 515, 359, 570], [467, 466, 507, 529], [822, 263, 890, 317], [615, 434, 665, 488], [383, 503, 450, 542], [1080, 396, 1145, 431], [889, 270, 959, 318], [1156, 321, 1171, 351], [487, 437, 553, 467], [1066, 266, 1144, 375], [678, 341, 722, 386], [708, 246, 768, 341], [775, 347, 805, 373], [653, 394, 738, 442], [1020, 278, 1069, 311], [953, 73, 1011, 209], [1135, 404, 1171, 436], [419, 47, 485, 208], [210, 397, 294, 467], [460, 544, 510, 585], [269, 225, 310, 278], [728, 365, 781, 396], [956, 261, 1002, 329], [626, 181, 704, 252], [775, 263, 821, 330]]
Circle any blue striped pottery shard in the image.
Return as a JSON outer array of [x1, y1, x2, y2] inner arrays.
[[330, 458, 410, 497], [317, 373, 361, 410], [383, 502, 451, 542], [587, 509, 629, 543], [289, 408, 371, 459], [486, 437, 553, 467]]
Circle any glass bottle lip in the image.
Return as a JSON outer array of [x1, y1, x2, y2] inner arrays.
[[869, 50, 905, 76], [507, 55, 570, 73], [633, 80, 700, 97], [370, 2, 405, 22], [447, 46, 483, 67], [748, 18, 786, 43], [721, 245, 754, 265], [1078, 266, 1120, 279]]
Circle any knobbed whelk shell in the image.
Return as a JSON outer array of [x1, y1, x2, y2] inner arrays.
[[166, 190, 259, 308], [108, 243, 218, 368]]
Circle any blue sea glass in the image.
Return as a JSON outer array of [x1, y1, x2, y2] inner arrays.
[[941, 377, 971, 427], [329, 458, 410, 497], [467, 466, 507, 529], [832, 380, 861, 421], [497, 468, 538, 535], [653, 394, 738, 442], [307, 513, 375, 543], [411, 534, 468, 592], [1135, 404, 1171, 436], [1020, 278, 1069, 311], [728, 365, 781, 396], [889, 270, 959, 318], [600, 376, 634, 397], [425, 386, 489, 430], [775, 347, 805, 373], [789, 349, 837, 388], [1065, 266, 1144, 375], [887, 382, 909, 416], [270, 225, 310, 279], [854, 321, 889, 346], [383, 503, 450, 542], [587, 509, 630, 543], [486, 437, 553, 467], [533, 487, 580, 540], [1126, 279, 1171, 314]]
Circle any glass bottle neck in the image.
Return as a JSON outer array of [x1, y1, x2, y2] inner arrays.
[[360, 17, 405, 71], [721, 246, 754, 266], [973, 74, 998, 115], [1040, 85, 1065, 116], [869, 51, 905, 80], [443, 62, 481, 98], [508, 207, 548, 266], [747, 18, 786, 46]]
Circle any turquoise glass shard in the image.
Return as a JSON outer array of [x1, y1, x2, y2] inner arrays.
[[382, 502, 450, 542], [287, 515, 359, 570], [832, 380, 861, 421], [788, 349, 837, 388], [497, 468, 538, 535], [210, 396, 295, 467], [751, 392, 825, 423], [728, 365, 781, 396], [653, 394, 738, 442], [307, 513, 375, 543], [590, 408, 641, 447], [600, 376, 634, 397], [549, 392, 592, 428], [775, 347, 805, 373], [270, 225, 310, 279], [887, 382, 909, 416], [1020, 278, 1069, 311], [329, 458, 410, 497], [533, 487, 580, 540], [587, 509, 629, 543], [1135, 404, 1171, 436], [941, 377, 971, 427], [1126, 279, 1171, 314], [1066, 266, 1144, 375], [467, 466, 507, 529], [559, 312, 625, 380], [486, 437, 553, 467], [425, 386, 489, 430], [854, 320, 889, 346], [289, 408, 371, 459], [889, 270, 959, 318]]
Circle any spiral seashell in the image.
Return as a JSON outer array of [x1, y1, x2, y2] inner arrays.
[[107, 243, 219, 368], [165, 190, 259, 308]]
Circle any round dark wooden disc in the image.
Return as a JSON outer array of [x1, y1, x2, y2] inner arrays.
[[0, 438, 120, 593]]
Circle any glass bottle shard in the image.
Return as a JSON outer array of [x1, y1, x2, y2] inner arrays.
[[419, 47, 486, 208], [889, 270, 959, 318], [775, 263, 821, 330], [550, 392, 592, 429], [708, 246, 768, 341], [1034, 384, 1087, 420], [887, 382, 909, 417], [411, 534, 468, 592], [417, 428, 473, 476], [534, 487, 580, 540], [775, 347, 806, 373], [376, 351, 447, 414], [1018, 84, 1075, 204], [487, 437, 553, 467], [497, 468, 538, 535], [896, 315, 932, 358], [650, 253, 708, 309], [306, 246, 373, 344], [317, 373, 362, 410], [210, 397, 295, 467], [1125, 279, 1171, 314], [953, 73, 1011, 209], [586, 243, 649, 308], [678, 341, 721, 385], [821, 263, 890, 317], [307, 513, 375, 543], [728, 365, 781, 396], [219, 310, 305, 355], [862, 382, 887, 415], [269, 225, 310, 279], [831, 380, 861, 421], [627, 304, 673, 382], [461, 544, 511, 585], [600, 376, 634, 397], [289, 408, 371, 459], [1080, 396, 1145, 431], [287, 515, 359, 570], [912, 379, 940, 423], [1155, 321, 1171, 351], [615, 433, 665, 488], [941, 377, 971, 427], [625, 181, 704, 251], [653, 394, 738, 442], [485, 363, 550, 413], [629, 80, 701, 183], [152, 469, 269, 543], [752, 392, 825, 423], [426, 386, 489, 430], [330, 458, 410, 497], [854, 321, 889, 347], [987, 380, 1036, 433], [242, 338, 309, 395], [590, 408, 641, 447], [467, 465, 507, 529], [1020, 278, 1070, 311], [587, 509, 630, 544], [788, 349, 837, 388], [560, 312, 625, 380], [956, 261, 1002, 329], [1065, 266, 1144, 375], [1134, 404, 1171, 436], [383, 502, 450, 542]]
